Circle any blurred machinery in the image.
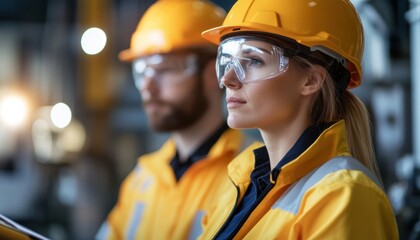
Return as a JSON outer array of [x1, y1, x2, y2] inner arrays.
[[353, 1, 420, 239], [351, 0, 411, 188], [391, 0, 420, 239]]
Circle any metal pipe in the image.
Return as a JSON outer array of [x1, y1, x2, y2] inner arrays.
[[406, 0, 420, 167]]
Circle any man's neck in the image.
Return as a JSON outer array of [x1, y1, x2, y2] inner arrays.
[[172, 111, 224, 163]]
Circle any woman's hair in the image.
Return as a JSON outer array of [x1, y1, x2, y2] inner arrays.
[[294, 54, 381, 181]]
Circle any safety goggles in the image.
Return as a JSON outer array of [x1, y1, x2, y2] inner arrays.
[[216, 36, 290, 88], [132, 53, 198, 89]]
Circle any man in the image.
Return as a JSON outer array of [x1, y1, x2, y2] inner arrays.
[[96, 0, 254, 239]]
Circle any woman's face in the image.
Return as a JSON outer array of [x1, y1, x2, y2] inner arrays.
[[219, 38, 309, 130]]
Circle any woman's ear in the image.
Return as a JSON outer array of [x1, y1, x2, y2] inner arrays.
[[300, 65, 326, 96]]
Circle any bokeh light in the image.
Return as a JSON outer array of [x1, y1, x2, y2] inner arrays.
[[0, 94, 30, 129], [80, 27, 107, 55], [51, 102, 72, 129]]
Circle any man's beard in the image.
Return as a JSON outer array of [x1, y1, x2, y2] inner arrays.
[[143, 79, 208, 132]]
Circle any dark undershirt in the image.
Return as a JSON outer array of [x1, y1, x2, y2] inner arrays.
[[214, 122, 334, 240], [169, 122, 229, 181]]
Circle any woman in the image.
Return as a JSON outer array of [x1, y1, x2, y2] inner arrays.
[[199, 0, 399, 239]]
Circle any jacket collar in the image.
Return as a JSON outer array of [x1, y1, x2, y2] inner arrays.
[[227, 142, 265, 185], [228, 120, 350, 186], [140, 128, 245, 183], [277, 120, 350, 185]]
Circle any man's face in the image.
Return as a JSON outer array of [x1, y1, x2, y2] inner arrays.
[[132, 52, 208, 132]]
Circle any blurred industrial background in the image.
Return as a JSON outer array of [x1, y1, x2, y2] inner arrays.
[[0, 0, 419, 239]]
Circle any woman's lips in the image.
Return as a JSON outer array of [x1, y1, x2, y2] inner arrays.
[[226, 96, 247, 108]]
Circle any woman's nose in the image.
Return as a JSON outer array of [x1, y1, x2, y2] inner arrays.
[[221, 66, 242, 89]]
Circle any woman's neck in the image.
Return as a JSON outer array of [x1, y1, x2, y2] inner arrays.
[[260, 118, 311, 170]]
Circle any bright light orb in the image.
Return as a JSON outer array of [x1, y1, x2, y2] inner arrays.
[[81, 27, 107, 55], [51, 102, 72, 129], [0, 95, 29, 129]]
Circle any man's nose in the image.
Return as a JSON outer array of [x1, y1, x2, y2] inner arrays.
[[138, 75, 159, 100]]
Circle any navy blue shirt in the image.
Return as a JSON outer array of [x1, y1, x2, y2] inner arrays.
[[169, 122, 229, 181], [214, 122, 334, 240]]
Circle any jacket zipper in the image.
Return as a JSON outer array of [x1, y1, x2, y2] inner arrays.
[[212, 177, 240, 239], [214, 170, 279, 239]]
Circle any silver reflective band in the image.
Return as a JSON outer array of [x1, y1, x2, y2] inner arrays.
[[132, 54, 198, 90], [216, 36, 290, 88]]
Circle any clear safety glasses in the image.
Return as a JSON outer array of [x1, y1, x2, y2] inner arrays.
[[132, 53, 198, 90], [216, 36, 290, 88]]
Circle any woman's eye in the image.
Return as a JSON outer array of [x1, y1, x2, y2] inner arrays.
[[248, 58, 264, 67]]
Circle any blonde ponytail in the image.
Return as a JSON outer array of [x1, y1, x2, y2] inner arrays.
[[316, 74, 381, 181], [341, 91, 381, 180], [294, 56, 381, 181]]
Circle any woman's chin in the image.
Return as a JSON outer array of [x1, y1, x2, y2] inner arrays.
[[227, 117, 253, 129]]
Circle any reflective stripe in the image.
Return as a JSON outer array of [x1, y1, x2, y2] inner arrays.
[[140, 177, 153, 192], [134, 165, 142, 174], [95, 222, 110, 240], [126, 202, 145, 240], [131, 165, 143, 189], [271, 156, 382, 215], [188, 210, 206, 240]]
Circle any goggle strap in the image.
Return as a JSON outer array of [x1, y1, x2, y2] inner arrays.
[[291, 44, 351, 92], [300, 50, 351, 93], [328, 61, 351, 93]]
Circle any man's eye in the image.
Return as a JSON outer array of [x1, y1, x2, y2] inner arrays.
[[154, 67, 174, 74]]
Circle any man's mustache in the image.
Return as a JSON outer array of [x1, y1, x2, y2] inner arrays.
[[143, 99, 168, 107]]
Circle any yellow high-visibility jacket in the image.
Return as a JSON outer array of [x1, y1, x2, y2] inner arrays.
[[96, 128, 255, 240], [200, 121, 399, 240]]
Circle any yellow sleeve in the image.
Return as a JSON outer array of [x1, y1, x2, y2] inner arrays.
[[294, 179, 399, 240], [96, 169, 138, 240]]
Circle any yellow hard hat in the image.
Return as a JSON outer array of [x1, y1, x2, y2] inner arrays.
[[202, 0, 364, 89], [119, 0, 226, 62]]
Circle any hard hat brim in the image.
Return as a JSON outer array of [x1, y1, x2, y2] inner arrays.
[[118, 49, 135, 62], [202, 25, 254, 45], [119, 43, 218, 63]]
